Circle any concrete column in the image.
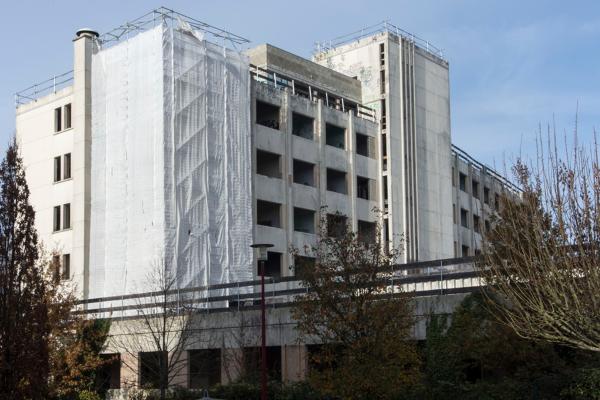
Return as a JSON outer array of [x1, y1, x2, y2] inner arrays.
[[282, 344, 307, 383], [120, 352, 139, 389], [72, 30, 97, 299], [169, 350, 189, 388], [317, 100, 326, 208], [348, 113, 357, 230], [221, 348, 244, 384], [282, 91, 293, 277]]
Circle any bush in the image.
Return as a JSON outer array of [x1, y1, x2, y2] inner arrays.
[[561, 368, 600, 400], [77, 390, 102, 400], [208, 381, 322, 400]]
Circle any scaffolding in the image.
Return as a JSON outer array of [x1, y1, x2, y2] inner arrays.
[[314, 20, 444, 60]]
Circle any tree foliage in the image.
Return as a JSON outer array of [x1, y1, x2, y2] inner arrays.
[[291, 210, 420, 400], [479, 127, 600, 352]]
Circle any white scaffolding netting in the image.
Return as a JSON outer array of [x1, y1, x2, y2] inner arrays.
[[90, 24, 253, 298]]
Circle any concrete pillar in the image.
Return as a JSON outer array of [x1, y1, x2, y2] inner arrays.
[[282, 344, 307, 383], [120, 352, 139, 389], [221, 348, 244, 384], [169, 350, 189, 388], [72, 29, 97, 299], [348, 113, 357, 230]]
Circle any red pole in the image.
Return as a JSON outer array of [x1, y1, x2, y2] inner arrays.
[[261, 260, 268, 400]]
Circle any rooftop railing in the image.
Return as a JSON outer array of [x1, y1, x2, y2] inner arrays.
[[15, 70, 74, 106], [314, 20, 444, 61], [250, 64, 377, 123]]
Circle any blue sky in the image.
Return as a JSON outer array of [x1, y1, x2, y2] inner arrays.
[[1, 0, 599, 169]]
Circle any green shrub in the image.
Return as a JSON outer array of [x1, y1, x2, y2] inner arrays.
[[77, 390, 102, 400], [561, 368, 600, 400]]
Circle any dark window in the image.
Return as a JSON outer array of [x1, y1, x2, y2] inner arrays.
[[460, 208, 469, 228], [294, 255, 316, 276], [52, 254, 60, 280], [54, 107, 62, 132], [452, 167, 456, 187], [327, 214, 348, 238], [495, 193, 500, 210], [472, 180, 480, 199], [243, 346, 281, 382], [356, 132, 374, 158], [357, 176, 371, 200], [263, 251, 282, 278], [293, 159, 315, 187], [256, 101, 280, 130], [64, 103, 72, 129], [54, 156, 61, 182], [453, 204, 456, 224], [189, 349, 221, 389], [63, 153, 71, 179], [96, 354, 121, 391], [485, 219, 491, 233], [326, 169, 347, 194], [380, 69, 386, 95], [139, 351, 168, 389], [53, 206, 61, 232], [358, 220, 377, 243], [61, 254, 70, 280], [483, 187, 490, 205], [459, 173, 467, 192], [325, 123, 346, 149], [294, 207, 315, 234], [473, 215, 481, 233], [256, 200, 281, 228], [256, 150, 281, 178], [462, 245, 470, 257], [292, 113, 314, 140], [62, 203, 71, 230]]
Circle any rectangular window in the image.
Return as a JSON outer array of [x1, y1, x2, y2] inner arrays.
[[64, 104, 72, 129], [327, 214, 348, 238], [294, 207, 315, 234], [62, 254, 70, 280], [325, 124, 346, 149], [52, 254, 60, 280], [472, 180, 480, 199], [53, 206, 61, 232], [459, 173, 467, 192], [263, 251, 282, 278], [462, 245, 470, 257], [484, 187, 490, 205], [256, 150, 281, 179], [380, 70, 386, 95], [188, 349, 221, 389], [453, 204, 456, 224], [63, 153, 71, 179], [326, 168, 347, 194], [356, 176, 372, 200], [292, 113, 314, 140], [54, 107, 62, 132], [358, 220, 377, 243], [294, 255, 316, 276], [256, 101, 280, 130], [473, 215, 481, 233], [256, 200, 281, 228], [54, 156, 61, 182], [62, 203, 71, 230], [139, 351, 168, 389], [460, 208, 469, 228], [293, 159, 315, 187]]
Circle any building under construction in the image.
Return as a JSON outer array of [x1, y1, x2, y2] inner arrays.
[[14, 8, 517, 390]]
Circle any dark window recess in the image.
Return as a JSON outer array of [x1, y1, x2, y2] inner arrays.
[[472, 180, 480, 199], [52, 255, 60, 281], [54, 156, 61, 182], [380, 69, 386, 95], [453, 204, 456, 224], [54, 107, 62, 132], [61, 254, 70, 280], [495, 193, 500, 210], [327, 214, 348, 238], [383, 176, 388, 200], [380, 99, 387, 130], [381, 133, 387, 158], [454, 241, 458, 257], [64, 103, 72, 129], [326, 169, 347, 194], [294, 255, 316, 276], [189, 349, 221, 389], [95, 354, 121, 392], [261, 251, 282, 278], [459, 173, 467, 192], [139, 351, 168, 389], [462, 245, 470, 257], [325, 123, 345, 149], [358, 220, 377, 243], [293, 159, 315, 187], [356, 132, 375, 158], [63, 203, 71, 230], [256, 150, 281, 178], [63, 153, 71, 179], [53, 206, 61, 232], [243, 346, 281, 382], [256, 200, 281, 228], [484, 187, 490, 205], [460, 208, 469, 228], [473, 215, 481, 233], [356, 176, 372, 200], [294, 207, 315, 234], [485, 219, 491, 233], [292, 113, 314, 140], [379, 42, 385, 66], [256, 101, 280, 130]]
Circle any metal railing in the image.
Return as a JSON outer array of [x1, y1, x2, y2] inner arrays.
[[15, 70, 74, 106], [314, 20, 444, 61], [78, 257, 480, 320], [250, 64, 377, 123]]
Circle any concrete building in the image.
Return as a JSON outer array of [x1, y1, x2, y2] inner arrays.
[[13, 9, 517, 390]]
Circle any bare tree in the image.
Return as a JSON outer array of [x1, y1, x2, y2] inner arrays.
[[220, 310, 261, 384], [479, 125, 600, 352], [109, 261, 204, 399]]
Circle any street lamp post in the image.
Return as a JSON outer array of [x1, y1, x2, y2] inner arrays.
[[251, 243, 273, 400]]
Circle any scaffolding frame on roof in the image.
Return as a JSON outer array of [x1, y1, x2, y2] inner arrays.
[[314, 20, 444, 60], [98, 6, 250, 48]]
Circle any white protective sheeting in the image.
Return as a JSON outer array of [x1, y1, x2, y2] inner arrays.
[[90, 24, 253, 298]]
